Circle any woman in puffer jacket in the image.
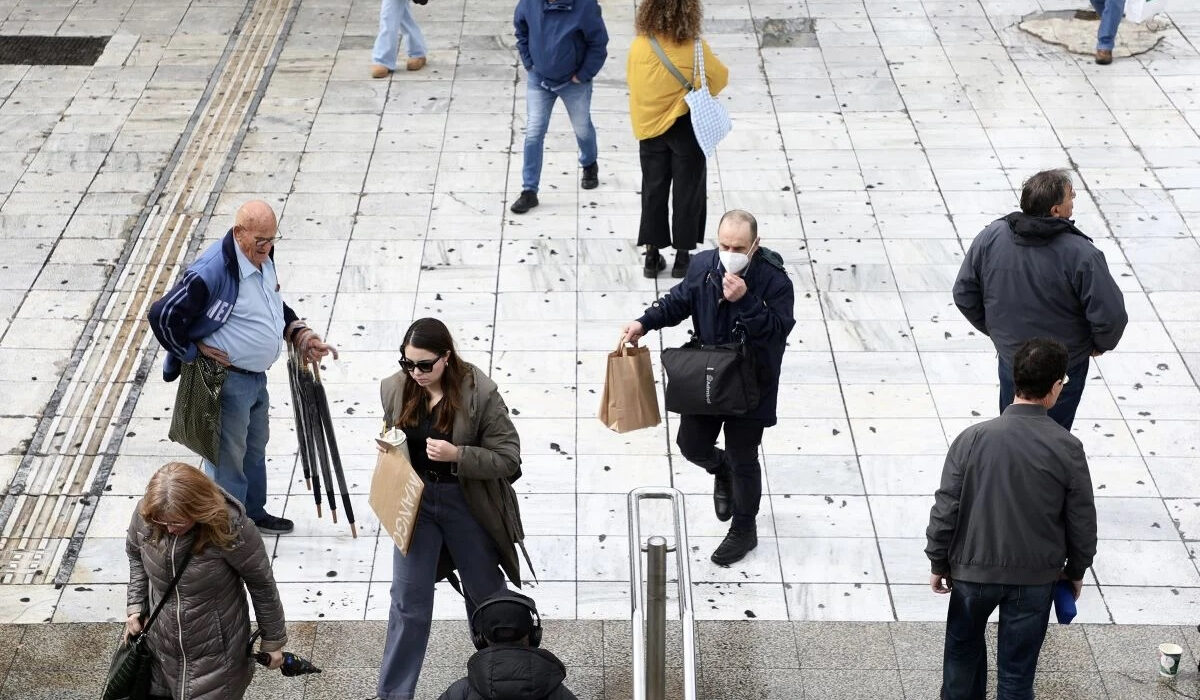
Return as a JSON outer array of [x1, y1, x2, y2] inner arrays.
[[124, 462, 289, 700]]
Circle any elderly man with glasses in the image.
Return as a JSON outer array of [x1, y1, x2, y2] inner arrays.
[[149, 200, 335, 535]]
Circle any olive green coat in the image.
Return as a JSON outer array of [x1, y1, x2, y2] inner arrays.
[[380, 362, 530, 586]]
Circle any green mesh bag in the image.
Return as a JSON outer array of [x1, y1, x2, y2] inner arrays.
[[167, 356, 226, 464]]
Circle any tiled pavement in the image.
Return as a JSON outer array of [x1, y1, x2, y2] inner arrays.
[[1, 0, 1200, 696]]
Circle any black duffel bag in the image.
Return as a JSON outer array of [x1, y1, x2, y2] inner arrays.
[[661, 338, 760, 416]]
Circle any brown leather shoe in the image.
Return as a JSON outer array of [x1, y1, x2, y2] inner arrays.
[[1095, 49, 1113, 65], [369, 64, 392, 79], [406, 56, 427, 71]]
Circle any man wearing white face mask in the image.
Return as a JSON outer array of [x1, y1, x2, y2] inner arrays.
[[621, 210, 796, 565]]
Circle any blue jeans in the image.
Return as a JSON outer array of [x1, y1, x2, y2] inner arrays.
[[376, 481, 508, 700], [1090, 0, 1126, 50], [998, 358, 1088, 431], [372, 0, 426, 69], [942, 580, 1054, 700], [202, 370, 269, 521], [521, 78, 597, 192]]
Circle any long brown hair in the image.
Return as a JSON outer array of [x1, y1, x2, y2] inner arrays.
[[635, 0, 703, 43], [140, 462, 237, 553], [397, 317, 466, 433]]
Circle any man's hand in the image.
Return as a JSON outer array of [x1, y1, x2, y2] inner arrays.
[[1091, 349, 1104, 357], [197, 341, 230, 367], [123, 613, 143, 642], [295, 329, 338, 365], [426, 438, 460, 462], [621, 321, 645, 346], [571, 75, 581, 83], [1060, 572, 1084, 600], [930, 573, 952, 594], [722, 272, 748, 302], [265, 650, 284, 670]]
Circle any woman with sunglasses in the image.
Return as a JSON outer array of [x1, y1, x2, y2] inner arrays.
[[374, 317, 530, 700], [123, 462, 288, 700]]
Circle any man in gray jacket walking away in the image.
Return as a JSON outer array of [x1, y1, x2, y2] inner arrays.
[[926, 338, 1097, 700], [953, 169, 1127, 430]]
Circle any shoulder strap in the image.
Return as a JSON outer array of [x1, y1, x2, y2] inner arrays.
[[693, 39, 708, 90], [647, 36, 693, 91], [142, 547, 193, 634]]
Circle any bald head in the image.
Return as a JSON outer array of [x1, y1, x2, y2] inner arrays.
[[233, 200, 278, 268]]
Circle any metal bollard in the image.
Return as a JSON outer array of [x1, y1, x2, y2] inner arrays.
[[645, 536, 667, 700]]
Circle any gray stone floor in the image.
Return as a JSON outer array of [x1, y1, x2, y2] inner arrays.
[[3, 620, 1200, 699]]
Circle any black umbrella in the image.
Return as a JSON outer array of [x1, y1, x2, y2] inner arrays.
[[248, 629, 322, 677], [312, 363, 356, 538], [296, 365, 325, 518], [286, 345, 313, 490]]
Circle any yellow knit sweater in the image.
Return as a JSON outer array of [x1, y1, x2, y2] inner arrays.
[[626, 35, 729, 141]]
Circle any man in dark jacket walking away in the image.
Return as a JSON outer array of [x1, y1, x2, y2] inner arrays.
[[509, 0, 608, 214], [621, 210, 796, 566], [926, 338, 1097, 700], [439, 592, 578, 700], [952, 169, 1127, 431]]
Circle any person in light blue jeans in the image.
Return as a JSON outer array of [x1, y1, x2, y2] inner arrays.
[[1090, 0, 1126, 64], [370, 0, 428, 77], [510, 0, 608, 214]]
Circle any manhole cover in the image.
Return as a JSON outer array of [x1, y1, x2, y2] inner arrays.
[[0, 36, 110, 66]]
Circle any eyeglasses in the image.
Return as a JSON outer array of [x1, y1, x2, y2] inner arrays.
[[399, 354, 445, 374], [253, 232, 283, 249]]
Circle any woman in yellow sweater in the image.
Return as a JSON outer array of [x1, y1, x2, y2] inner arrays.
[[627, 0, 728, 279]]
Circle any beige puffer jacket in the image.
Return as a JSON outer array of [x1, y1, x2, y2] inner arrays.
[[125, 493, 287, 700]]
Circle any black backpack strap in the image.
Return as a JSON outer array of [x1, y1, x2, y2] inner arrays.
[[142, 547, 193, 634]]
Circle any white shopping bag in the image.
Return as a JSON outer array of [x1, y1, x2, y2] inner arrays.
[[1125, 0, 1168, 23]]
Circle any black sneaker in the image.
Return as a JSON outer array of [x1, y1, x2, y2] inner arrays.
[[510, 190, 539, 214], [643, 248, 666, 278], [581, 162, 599, 190], [672, 249, 691, 278], [713, 470, 732, 522], [711, 526, 757, 566], [253, 514, 294, 534]]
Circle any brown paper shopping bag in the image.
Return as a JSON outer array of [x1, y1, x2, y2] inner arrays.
[[599, 340, 662, 433], [369, 432, 424, 555]]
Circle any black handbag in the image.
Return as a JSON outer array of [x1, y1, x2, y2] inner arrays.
[[661, 332, 761, 416], [168, 356, 226, 465], [102, 549, 193, 700]]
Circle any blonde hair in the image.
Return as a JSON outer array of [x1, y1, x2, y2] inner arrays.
[[635, 0, 703, 44], [140, 462, 237, 553]]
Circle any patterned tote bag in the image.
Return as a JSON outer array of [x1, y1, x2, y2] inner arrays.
[[648, 36, 732, 158]]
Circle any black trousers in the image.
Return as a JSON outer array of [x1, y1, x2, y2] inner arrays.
[[676, 414, 765, 531], [637, 115, 707, 251]]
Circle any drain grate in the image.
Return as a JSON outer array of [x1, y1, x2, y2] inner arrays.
[[0, 36, 110, 66]]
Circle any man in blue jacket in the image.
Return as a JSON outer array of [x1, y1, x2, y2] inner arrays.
[[621, 210, 796, 565], [149, 200, 335, 534], [509, 0, 608, 215]]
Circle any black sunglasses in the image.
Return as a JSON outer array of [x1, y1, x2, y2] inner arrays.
[[399, 354, 445, 374]]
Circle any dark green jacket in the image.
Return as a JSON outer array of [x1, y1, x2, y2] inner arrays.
[[381, 363, 531, 586]]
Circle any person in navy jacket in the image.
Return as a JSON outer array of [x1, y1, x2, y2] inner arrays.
[[509, 0, 608, 215], [148, 200, 335, 535], [621, 210, 796, 566]]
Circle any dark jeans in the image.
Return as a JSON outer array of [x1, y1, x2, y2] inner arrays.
[[676, 414, 765, 530], [637, 116, 706, 251], [998, 358, 1088, 431], [942, 580, 1054, 700]]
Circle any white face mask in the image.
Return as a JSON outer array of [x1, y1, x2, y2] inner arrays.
[[719, 245, 754, 275]]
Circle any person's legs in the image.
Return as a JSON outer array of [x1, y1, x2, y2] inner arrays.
[[997, 358, 1014, 417], [240, 373, 270, 521], [1095, 0, 1125, 51], [942, 580, 1000, 700], [203, 371, 260, 516], [439, 483, 509, 616], [371, 0, 403, 70], [721, 418, 765, 532], [1047, 359, 1089, 431], [994, 582, 1053, 700], [676, 414, 727, 474], [395, 0, 426, 58], [558, 80, 598, 168], [521, 80, 558, 193], [664, 117, 707, 250], [377, 486, 444, 700], [637, 131, 673, 251]]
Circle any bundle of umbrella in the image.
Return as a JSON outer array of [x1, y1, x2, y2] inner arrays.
[[249, 629, 323, 676], [287, 341, 356, 538]]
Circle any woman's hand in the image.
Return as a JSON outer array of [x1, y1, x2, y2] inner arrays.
[[124, 613, 143, 642], [426, 438, 460, 462], [266, 650, 284, 670]]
